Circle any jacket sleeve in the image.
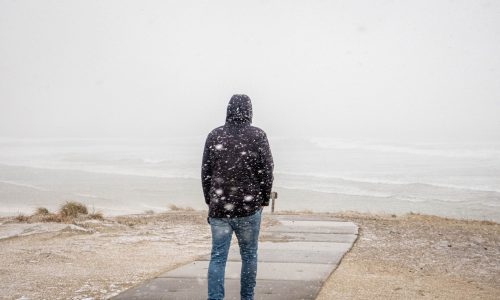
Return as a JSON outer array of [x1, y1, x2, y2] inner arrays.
[[257, 132, 274, 206], [201, 133, 213, 205]]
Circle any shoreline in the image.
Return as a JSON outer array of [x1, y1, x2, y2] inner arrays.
[[1, 163, 499, 222]]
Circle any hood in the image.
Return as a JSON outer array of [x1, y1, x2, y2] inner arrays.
[[225, 94, 252, 125]]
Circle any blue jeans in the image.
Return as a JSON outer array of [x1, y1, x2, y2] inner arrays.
[[207, 208, 262, 300]]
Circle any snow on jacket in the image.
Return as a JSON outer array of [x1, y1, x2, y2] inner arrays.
[[201, 94, 274, 218]]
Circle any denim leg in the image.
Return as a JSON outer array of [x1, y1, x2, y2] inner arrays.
[[208, 217, 233, 300], [232, 209, 262, 300]]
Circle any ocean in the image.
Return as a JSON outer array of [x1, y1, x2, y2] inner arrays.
[[0, 136, 499, 221]]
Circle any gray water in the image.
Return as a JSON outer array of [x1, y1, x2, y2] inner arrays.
[[0, 137, 499, 221]]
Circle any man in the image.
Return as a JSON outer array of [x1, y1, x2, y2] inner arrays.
[[201, 94, 274, 300]]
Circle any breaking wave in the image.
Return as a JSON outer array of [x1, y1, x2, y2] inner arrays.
[[309, 137, 500, 159]]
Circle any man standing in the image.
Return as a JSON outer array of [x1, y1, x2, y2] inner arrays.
[[201, 94, 274, 300]]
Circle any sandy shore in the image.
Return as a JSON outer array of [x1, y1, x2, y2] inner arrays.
[[0, 211, 214, 300], [1, 210, 499, 300], [317, 212, 500, 299]]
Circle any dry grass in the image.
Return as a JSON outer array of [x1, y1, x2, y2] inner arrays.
[[31, 213, 62, 223], [87, 212, 104, 220], [115, 215, 149, 227], [114, 211, 207, 227], [86, 205, 104, 220], [59, 201, 88, 219], [332, 210, 499, 226], [34, 207, 49, 215], [168, 204, 195, 211], [15, 213, 29, 222], [13, 202, 105, 223]]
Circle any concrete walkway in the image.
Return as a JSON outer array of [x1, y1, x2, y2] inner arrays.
[[112, 214, 358, 300]]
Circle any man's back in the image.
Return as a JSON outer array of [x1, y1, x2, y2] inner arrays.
[[202, 94, 274, 300], [201, 94, 274, 218]]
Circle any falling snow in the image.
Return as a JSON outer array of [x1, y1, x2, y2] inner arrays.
[[224, 203, 235, 211]]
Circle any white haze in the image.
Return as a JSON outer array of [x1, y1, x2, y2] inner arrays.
[[0, 0, 499, 142]]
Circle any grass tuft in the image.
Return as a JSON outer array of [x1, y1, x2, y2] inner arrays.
[[34, 207, 49, 215], [38, 213, 62, 223], [59, 201, 88, 219], [87, 212, 104, 220], [15, 213, 29, 222]]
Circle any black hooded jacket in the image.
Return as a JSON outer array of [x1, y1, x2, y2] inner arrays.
[[201, 94, 274, 218]]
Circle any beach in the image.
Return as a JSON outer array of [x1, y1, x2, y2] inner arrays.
[[1, 210, 498, 299], [0, 138, 499, 298], [2, 0, 500, 298], [317, 212, 500, 299], [0, 211, 213, 300]]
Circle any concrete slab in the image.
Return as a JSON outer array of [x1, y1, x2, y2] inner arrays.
[[279, 220, 358, 229], [200, 248, 346, 265], [159, 260, 334, 281], [271, 214, 343, 222], [256, 241, 353, 252], [266, 222, 358, 234], [260, 231, 358, 243], [269, 225, 355, 233], [113, 278, 322, 300]]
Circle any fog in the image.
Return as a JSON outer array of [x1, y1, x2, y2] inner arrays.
[[1, 0, 499, 142]]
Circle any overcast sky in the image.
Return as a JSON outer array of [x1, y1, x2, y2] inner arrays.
[[0, 0, 499, 142]]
